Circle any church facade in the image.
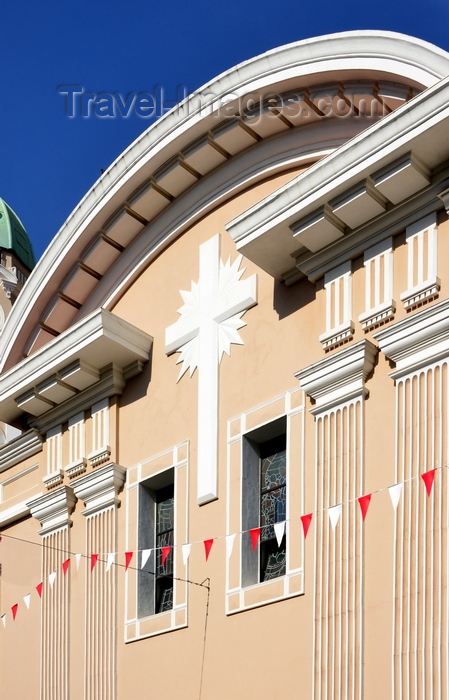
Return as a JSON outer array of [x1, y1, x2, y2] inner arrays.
[[1, 31, 449, 699]]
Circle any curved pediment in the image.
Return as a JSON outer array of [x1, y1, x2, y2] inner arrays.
[[1, 31, 448, 372]]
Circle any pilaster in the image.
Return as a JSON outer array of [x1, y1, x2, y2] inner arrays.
[[71, 463, 126, 700], [297, 339, 377, 700], [27, 485, 76, 700], [375, 300, 449, 700]]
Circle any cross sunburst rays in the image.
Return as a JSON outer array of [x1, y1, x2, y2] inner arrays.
[[174, 254, 248, 381]]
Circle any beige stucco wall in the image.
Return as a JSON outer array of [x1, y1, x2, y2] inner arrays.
[[0, 157, 448, 698]]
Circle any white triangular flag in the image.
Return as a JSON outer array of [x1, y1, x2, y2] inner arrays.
[[274, 521, 286, 547], [106, 552, 115, 572], [75, 554, 82, 571], [225, 534, 236, 559], [328, 505, 342, 531], [389, 483, 403, 511], [141, 549, 152, 569], [23, 594, 31, 609], [1, 613, 6, 628], [48, 571, 57, 589], [182, 544, 191, 566]]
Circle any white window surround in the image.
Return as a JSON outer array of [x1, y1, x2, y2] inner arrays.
[[400, 212, 439, 310], [125, 442, 189, 641], [319, 260, 354, 350], [242, 419, 287, 587], [138, 472, 175, 618], [226, 388, 304, 615], [359, 238, 395, 330]]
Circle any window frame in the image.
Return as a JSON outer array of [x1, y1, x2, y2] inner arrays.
[[125, 441, 189, 642], [138, 468, 175, 618], [242, 417, 287, 587], [226, 389, 305, 615]]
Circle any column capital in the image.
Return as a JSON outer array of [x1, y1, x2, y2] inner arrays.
[[374, 297, 449, 378], [296, 339, 377, 413], [72, 462, 126, 516], [27, 485, 76, 536]]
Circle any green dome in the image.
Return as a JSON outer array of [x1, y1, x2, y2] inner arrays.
[[0, 198, 35, 271]]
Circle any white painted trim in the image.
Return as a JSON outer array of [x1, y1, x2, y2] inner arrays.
[[227, 75, 449, 280], [0, 493, 43, 526], [225, 387, 304, 614], [0, 33, 446, 371], [125, 441, 189, 641], [65, 457, 87, 480], [0, 429, 42, 473], [165, 234, 257, 504], [42, 469, 64, 489], [27, 485, 77, 535], [0, 308, 152, 424], [297, 339, 377, 412], [374, 297, 449, 377], [359, 300, 395, 331], [0, 462, 38, 494], [72, 462, 126, 516]]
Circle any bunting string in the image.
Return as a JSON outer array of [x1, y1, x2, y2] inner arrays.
[[0, 464, 444, 627]]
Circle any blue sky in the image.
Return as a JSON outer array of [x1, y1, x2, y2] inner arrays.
[[2, 0, 449, 263]]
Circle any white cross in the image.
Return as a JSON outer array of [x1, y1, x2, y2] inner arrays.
[[165, 234, 257, 504]]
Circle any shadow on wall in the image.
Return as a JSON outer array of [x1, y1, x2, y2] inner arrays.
[[119, 344, 153, 408], [273, 277, 316, 320]]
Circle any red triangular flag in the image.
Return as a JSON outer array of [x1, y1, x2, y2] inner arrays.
[[11, 604, 18, 621], [421, 469, 436, 496], [249, 528, 261, 551], [90, 554, 99, 572], [358, 494, 372, 521], [161, 546, 171, 567], [62, 558, 70, 576], [125, 552, 133, 571], [36, 582, 43, 598], [204, 539, 214, 561], [300, 513, 313, 539]]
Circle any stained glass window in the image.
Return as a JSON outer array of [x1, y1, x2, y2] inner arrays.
[[155, 485, 174, 613], [260, 436, 287, 581]]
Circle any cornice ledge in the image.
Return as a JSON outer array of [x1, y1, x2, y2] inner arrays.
[[227, 77, 449, 280], [296, 339, 377, 413], [374, 297, 449, 377], [0, 307, 153, 426], [27, 485, 77, 536], [0, 493, 44, 527], [29, 364, 126, 433], [0, 429, 43, 474], [72, 462, 126, 516]]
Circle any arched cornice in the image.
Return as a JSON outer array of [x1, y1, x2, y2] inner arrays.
[[1, 31, 449, 371]]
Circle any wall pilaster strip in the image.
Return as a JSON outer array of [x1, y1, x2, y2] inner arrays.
[[375, 301, 449, 700], [297, 339, 376, 700], [27, 486, 76, 700], [314, 398, 363, 699], [85, 506, 116, 700], [393, 364, 448, 700], [72, 463, 126, 700]]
